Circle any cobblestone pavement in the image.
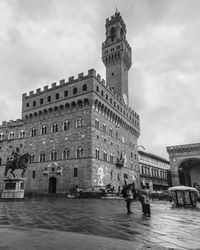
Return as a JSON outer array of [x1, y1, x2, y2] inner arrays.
[[0, 198, 199, 249]]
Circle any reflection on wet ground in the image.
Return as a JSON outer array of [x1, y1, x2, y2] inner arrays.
[[0, 198, 199, 249]]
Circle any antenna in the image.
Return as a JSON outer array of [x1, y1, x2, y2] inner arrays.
[[115, 4, 118, 13]]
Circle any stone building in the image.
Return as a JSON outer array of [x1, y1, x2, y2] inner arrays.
[[167, 143, 200, 191], [0, 11, 140, 195], [139, 150, 170, 191]]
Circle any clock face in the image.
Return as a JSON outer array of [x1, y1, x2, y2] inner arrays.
[[123, 93, 128, 105]]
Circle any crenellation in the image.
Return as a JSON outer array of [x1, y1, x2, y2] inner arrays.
[[29, 91, 34, 96], [78, 72, 84, 79], [101, 79, 105, 86], [44, 85, 48, 91], [88, 69, 96, 77], [51, 82, 57, 88], [97, 74, 101, 82], [60, 79, 65, 85], [36, 88, 41, 93], [22, 93, 27, 100], [68, 76, 74, 82]]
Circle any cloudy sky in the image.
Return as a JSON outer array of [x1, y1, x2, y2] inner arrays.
[[0, 0, 200, 159]]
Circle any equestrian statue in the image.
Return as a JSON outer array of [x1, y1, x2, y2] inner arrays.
[[4, 147, 30, 178]]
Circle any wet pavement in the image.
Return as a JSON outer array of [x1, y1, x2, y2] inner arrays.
[[0, 198, 199, 249]]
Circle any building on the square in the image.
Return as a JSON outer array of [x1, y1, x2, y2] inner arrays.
[[0, 11, 140, 195], [138, 150, 171, 191], [167, 143, 200, 191]]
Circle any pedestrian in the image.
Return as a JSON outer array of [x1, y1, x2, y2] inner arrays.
[[125, 184, 134, 214], [140, 186, 151, 216]]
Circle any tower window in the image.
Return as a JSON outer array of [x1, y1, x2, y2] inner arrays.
[[74, 167, 78, 177], [95, 149, 100, 159], [40, 98, 43, 105], [101, 90, 104, 97], [83, 84, 87, 91], [96, 86, 99, 92], [110, 27, 116, 42], [26, 103, 29, 108], [47, 96, 51, 102], [95, 119, 99, 129], [56, 93, 60, 100], [63, 120, 70, 130], [33, 101, 36, 107], [112, 73, 114, 76], [40, 153, 45, 162], [32, 170, 36, 179], [73, 87, 77, 95], [64, 90, 68, 97]]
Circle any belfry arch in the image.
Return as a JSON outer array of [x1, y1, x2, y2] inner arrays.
[[167, 143, 200, 189]]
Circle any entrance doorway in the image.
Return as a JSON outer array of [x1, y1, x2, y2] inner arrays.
[[48, 177, 57, 193]]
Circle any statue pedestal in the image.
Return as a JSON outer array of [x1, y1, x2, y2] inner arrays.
[[1, 178, 25, 199]]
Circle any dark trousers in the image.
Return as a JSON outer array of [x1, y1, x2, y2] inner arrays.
[[126, 199, 132, 213]]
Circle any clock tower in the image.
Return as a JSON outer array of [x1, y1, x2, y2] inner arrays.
[[102, 11, 132, 106]]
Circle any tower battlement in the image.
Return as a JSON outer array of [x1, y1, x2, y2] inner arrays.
[[106, 12, 126, 33]]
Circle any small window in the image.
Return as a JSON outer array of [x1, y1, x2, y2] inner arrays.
[[109, 128, 113, 136], [33, 101, 36, 107], [30, 154, 35, 163], [52, 123, 58, 133], [56, 93, 59, 100], [74, 167, 78, 177], [63, 149, 70, 159], [106, 95, 108, 100], [110, 155, 113, 163], [0, 158, 2, 166], [101, 90, 104, 97], [95, 149, 100, 159], [26, 103, 29, 108], [47, 96, 51, 102], [64, 90, 68, 97], [96, 86, 99, 92], [95, 119, 99, 129], [32, 170, 36, 179], [73, 87, 77, 95], [83, 84, 87, 91], [110, 98, 112, 104], [40, 98, 43, 105], [103, 151, 107, 161], [40, 153, 45, 162], [103, 124, 106, 133]]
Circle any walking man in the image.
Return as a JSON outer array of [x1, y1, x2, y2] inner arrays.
[[125, 184, 134, 214]]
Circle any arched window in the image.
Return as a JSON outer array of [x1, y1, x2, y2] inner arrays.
[[110, 154, 113, 163], [8, 132, 15, 140], [74, 167, 78, 177], [76, 118, 83, 128], [52, 123, 58, 133], [41, 126, 47, 135], [47, 96, 51, 102], [39, 153, 45, 162], [95, 149, 100, 159], [0, 133, 5, 141], [95, 119, 99, 129], [103, 124, 106, 133], [82, 84, 87, 91], [63, 120, 70, 130], [77, 148, 84, 158], [64, 90, 68, 97], [30, 154, 35, 163], [55, 93, 59, 100], [19, 130, 25, 139], [103, 151, 107, 162], [73, 87, 77, 95], [63, 149, 70, 159], [50, 151, 57, 161], [110, 27, 116, 42], [33, 100, 36, 107], [40, 98, 44, 105], [31, 129, 37, 137], [109, 127, 113, 136]]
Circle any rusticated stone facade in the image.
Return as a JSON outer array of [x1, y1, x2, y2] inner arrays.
[[0, 12, 140, 195]]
